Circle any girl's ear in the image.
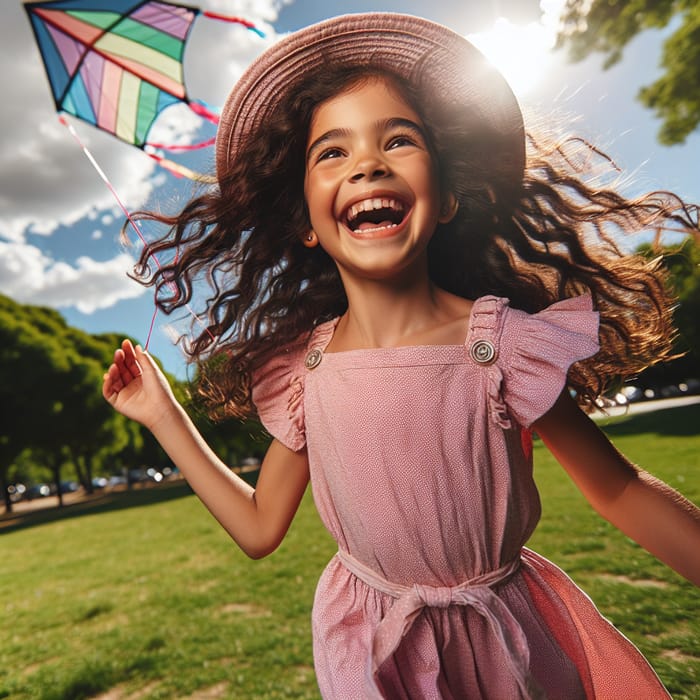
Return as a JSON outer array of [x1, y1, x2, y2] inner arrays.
[[301, 230, 319, 248], [438, 193, 459, 224]]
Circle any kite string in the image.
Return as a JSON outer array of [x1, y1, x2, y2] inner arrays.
[[59, 116, 148, 250], [58, 115, 217, 352]]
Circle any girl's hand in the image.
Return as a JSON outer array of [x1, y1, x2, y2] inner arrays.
[[104, 340, 310, 559], [102, 339, 178, 431]]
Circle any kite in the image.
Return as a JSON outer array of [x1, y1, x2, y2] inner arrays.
[[25, 0, 264, 181], [24, 0, 265, 347]]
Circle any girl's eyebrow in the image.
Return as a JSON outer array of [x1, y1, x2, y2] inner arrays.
[[306, 128, 351, 162], [306, 118, 427, 163], [383, 117, 426, 139]]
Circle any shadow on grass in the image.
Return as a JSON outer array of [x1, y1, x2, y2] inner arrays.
[[0, 480, 194, 535], [598, 403, 700, 438]]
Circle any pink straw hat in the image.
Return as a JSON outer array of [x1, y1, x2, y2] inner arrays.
[[216, 12, 525, 182]]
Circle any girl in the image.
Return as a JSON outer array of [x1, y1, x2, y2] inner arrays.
[[103, 13, 700, 699]]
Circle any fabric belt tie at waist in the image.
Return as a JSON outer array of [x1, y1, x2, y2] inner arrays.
[[336, 549, 540, 700]]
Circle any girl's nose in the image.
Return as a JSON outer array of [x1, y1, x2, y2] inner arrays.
[[349, 155, 390, 182]]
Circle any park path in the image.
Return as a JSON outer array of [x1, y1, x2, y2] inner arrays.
[[591, 394, 700, 419]]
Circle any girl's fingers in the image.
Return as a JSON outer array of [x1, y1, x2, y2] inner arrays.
[[102, 340, 146, 402], [102, 365, 123, 402], [108, 364, 124, 390], [113, 341, 143, 383], [123, 340, 145, 376]]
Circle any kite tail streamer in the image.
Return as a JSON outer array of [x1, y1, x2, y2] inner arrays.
[[58, 115, 217, 351], [59, 115, 159, 349], [202, 11, 266, 38], [146, 152, 217, 183], [188, 100, 220, 125], [146, 136, 217, 152]]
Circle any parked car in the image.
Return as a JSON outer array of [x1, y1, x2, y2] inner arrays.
[[92, 476, 108, 489], [26, 483, 50, 500], [616, 385, 643, 403], [59, 480, 80, 494], [145, 467, 163, 483], [8, 483, 27, 503], [672, 379, 700, 396]]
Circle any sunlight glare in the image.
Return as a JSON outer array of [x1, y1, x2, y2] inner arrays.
[[467, 2, 563, 98]]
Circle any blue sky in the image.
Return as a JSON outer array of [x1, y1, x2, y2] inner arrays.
[[1, 0, 698, 379]]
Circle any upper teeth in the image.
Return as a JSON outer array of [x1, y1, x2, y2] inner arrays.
[[347, 198, 403, 221]]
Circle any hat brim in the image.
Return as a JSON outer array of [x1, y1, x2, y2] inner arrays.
[[216, 12, 524, 182]]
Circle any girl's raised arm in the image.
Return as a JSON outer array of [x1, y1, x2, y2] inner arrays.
[[103, 340, 310, 559], [533, 390, 700, 586]]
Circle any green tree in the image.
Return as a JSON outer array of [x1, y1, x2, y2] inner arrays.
[[557, 0, 700, 144], [655, 238, 700, 357], [637, 238, 700, 386], [0, 297, 71, 511], [0, 296, 144, 511], [59, 331, 133, 494]]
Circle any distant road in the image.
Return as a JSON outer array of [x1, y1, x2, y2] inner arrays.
[[592, 395, 700, 420]]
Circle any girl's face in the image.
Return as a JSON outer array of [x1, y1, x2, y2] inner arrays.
[[303, 76, 453, 285]]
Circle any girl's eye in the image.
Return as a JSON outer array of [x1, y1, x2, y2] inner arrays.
[[316, 147, 344, 162], [387, 134, 417, 150]]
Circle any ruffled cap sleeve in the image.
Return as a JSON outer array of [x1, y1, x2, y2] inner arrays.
[[498, 295, 600, 428], [250, 320, 336, 452]]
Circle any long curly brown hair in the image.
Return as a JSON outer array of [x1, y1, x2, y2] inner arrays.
[[130, 64, 698, 418]]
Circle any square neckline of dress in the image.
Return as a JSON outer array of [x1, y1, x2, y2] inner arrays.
[[309, 295, 501, 365]]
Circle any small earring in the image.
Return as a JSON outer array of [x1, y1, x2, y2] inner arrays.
[[303, 231, 318, 248]]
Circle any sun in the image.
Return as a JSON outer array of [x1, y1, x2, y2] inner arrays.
[[468, 16, 558, 98]]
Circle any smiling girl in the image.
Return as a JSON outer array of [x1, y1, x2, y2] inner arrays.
[[103, 13, 700, 699]]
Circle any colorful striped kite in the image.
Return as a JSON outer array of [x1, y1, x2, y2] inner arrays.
[[25, 0, 264, 180]]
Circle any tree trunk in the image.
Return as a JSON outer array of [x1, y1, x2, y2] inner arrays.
[[0, 469, 12, 514], [73, 451, 93, 495], [50, 457, 64, 508], [84, 454, 95, 495]]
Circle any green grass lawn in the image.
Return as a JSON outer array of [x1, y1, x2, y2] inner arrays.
[[1, 404, 698, 699]]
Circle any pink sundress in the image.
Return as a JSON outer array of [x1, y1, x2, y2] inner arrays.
[[252, 295, 670, 699]]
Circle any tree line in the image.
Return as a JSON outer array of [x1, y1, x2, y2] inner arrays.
[[0, 295, 267, 514]]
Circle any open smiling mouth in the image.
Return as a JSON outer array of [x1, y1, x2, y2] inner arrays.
[[344, 197, 408, 233]]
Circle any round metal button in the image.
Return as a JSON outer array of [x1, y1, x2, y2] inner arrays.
[[304, 348, 323, 370], [469, 339, 497, 365]]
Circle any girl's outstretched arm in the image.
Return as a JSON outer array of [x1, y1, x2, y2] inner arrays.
[[103, 340, 310, 559], [533, 391, 700, 586]]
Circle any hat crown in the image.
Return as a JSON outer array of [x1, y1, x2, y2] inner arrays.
[[216, 12, 524, 183]]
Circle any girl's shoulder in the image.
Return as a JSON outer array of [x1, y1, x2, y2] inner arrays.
[[474, 294, 600, 428], [249, 320, 338, 452]]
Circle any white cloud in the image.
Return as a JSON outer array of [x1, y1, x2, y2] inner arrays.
[[182, 1, 283, 106], [0, 242, 144, 314]]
